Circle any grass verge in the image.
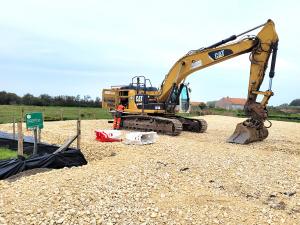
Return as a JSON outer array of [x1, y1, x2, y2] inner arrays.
[[0, 105, 112, 124], [0, 147, 18, 160]]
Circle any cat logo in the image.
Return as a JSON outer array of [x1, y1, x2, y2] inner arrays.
[[208, 49, 233, 60]]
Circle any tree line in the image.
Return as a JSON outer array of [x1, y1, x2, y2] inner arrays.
[[0, 91, 101, 107], [289, 99, 300, 106]]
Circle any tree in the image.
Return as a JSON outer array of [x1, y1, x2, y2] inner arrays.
[[290, 99, 300, 106], [22, 93, 35, 105], [207, 101, 217, 108], [0, 91, 100, 107], [198, 102, 207, 110], [0, 91, 21, 104], [278, 103, 289, 108], [95, 97, 101, 107], [40, 94, 52, 106], [0, 91, 7, 104]]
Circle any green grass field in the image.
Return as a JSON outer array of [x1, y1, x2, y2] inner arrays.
[[194, 107, 300, 123], [0, 147, 29, 160], [0, 147, 18, 160], [188, 105, 300, 123], [0, 104, 299, 125], [0, 105, 112, 124]]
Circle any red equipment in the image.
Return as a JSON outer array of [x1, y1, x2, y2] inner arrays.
[[113, 104, 125, 129]]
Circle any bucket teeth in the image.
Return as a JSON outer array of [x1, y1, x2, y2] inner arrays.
[[227, 122, 269, 144]]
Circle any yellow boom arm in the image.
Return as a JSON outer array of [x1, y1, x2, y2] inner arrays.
[[158, 19, 279, 119]]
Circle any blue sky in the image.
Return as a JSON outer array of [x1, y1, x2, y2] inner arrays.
[[0, 0, 299, 105]]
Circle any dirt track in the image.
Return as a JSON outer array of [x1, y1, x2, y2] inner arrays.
[[0, 115, 299, 224]]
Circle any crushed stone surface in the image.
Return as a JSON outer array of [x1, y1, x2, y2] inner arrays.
[[0, 115, 300, 224]]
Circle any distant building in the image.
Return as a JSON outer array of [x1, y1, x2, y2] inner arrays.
[[215, 97, 246, 110]]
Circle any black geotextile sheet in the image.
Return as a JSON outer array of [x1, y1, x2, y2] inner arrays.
[[0, 149, 87, 180], [0, 133, 88, 180]]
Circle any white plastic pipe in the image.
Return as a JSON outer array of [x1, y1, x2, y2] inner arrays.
[[124, 132, 158, 145]]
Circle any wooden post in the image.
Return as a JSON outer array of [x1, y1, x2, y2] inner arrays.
[[12, 116, 16, 139], [21, 108, 24, 123], [38, 128, 41, 143], [17, 122, 23, 156], [60, 109, 63, 121], [33, 128, 38, 155], [54, 135, 78, 154], [77, 119, 81, 149]]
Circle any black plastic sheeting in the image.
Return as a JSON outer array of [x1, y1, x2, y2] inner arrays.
[[0, 149, 87, 180], [0, 131, 57, 155], [0, 131, 34, 142], [0, 132, 88, 180]]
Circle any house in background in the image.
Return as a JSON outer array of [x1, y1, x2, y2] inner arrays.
[[215, 97, 246, 110]]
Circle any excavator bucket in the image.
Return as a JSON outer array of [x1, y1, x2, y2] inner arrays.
[[227, 122, 269, 144]]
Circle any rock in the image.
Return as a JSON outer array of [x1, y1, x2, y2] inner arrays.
[[150, 212, 157, 218], [56, 218, 64, 224], [46, 211, 55, 217], [270, 201, 286, 210], [283, 191, 296, 197]]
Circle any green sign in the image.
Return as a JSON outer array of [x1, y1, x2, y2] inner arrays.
[[25, 112, 44, 129]]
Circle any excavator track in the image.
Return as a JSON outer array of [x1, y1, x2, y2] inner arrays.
[[121, 115, 183, 136], [171, 116, 208, 133]]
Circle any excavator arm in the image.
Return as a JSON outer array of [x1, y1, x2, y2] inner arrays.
[[159, 37, 258, 102], [158, 19, 279, 144]]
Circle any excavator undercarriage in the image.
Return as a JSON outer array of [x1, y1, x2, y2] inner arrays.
[[121, 114, 207, 136]]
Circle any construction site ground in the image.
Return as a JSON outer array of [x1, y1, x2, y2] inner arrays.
[[0, 115, 299, 225]]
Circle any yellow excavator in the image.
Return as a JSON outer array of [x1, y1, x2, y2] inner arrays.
[[102, 19, 279, 144]]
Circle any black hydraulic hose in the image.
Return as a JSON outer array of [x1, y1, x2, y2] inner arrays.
[[204, 21, 267, 50], [268, 41, 278, 90], [205, 35, 237, 49], [269, 41, 278, 79]]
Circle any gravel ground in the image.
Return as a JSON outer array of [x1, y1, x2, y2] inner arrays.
[[0, 115, 299, 225]]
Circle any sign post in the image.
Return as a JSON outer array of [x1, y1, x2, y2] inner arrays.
[[25, 112, 44, 156], [33, 128, 38, 155]]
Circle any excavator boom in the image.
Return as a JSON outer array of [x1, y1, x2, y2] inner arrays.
[[157, 19, 278, 144]]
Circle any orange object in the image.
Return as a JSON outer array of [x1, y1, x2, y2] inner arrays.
[[113, 117, 122, 129], [117, 104, 125, 111], [113, 104, 125, 129]]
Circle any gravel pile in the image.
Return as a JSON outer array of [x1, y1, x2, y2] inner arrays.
[[0, 115, 299, 224]]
